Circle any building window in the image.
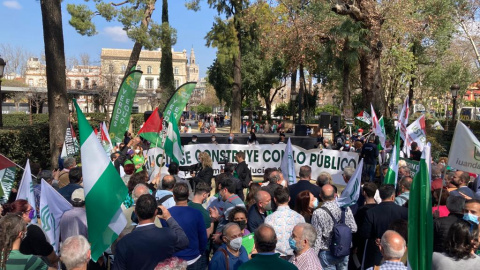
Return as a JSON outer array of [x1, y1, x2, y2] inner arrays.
[[109, 64, 114, 73], [175, 79, 180, 88], [121, 65, 126, 72], [147, 66, 152, 74], [146, 79, 153, 89], [28, 79, 34, 87], [174, 67, 179, 75], [137, 65, 141, 70]]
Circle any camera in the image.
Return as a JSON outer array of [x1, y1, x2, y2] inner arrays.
[[155, 202, 163, 215]]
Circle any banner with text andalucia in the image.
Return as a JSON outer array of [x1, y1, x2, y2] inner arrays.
[[109, 68, 143, 144], [162, 82, 197, 123], [144, 144, 359, 185]]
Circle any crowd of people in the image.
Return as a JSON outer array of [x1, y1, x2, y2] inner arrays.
[[2, 128, 480, 270]]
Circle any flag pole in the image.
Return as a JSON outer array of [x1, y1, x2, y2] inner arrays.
[[435, 165, 448, 213]]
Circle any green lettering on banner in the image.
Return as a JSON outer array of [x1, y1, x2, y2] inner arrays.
[[324, 156, 331, 168], [263, 150, 271, 162], [309, 154, 317, 166], [254, 151, 259, 162], [272, 150, 281, 162], [332, 156, 337, 170], [297, 152, 306, 165], [399, 158, 419, 178], [109, 69, 143, 144]]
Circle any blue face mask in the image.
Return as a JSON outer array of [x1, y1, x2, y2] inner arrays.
[[312, 198, 319, 209], [289, 237, 298, 251], [463, 213, 479, 225], [229, 136, 232, 140]]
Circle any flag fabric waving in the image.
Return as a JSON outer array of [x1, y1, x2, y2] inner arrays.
[[74, 99, 128, 261], [0, 154, 17, 203], [397, 96, 409, 141], [280, 138, 296, 185], [403, 115, 427, 158], [447, 121, 480, 175], [162, 82, 197, 124], [337, 159, 363, 208], [39, 179, 73, 253], [408, 143, 433, 270], [0, 154, 15, 171], [16, 159, 37, 224], [138, 107, 163, 146], [371, 104, 386, 149], [384, 128, 401, 186], [164, 111, 184, 164], [356, 110, 371, 124], [100, 122, 113, 155]]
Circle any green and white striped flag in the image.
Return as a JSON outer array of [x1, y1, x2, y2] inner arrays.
[[74, 100, 128, 261], [164, 111, 184, 164], [384, 127, 400, 187]]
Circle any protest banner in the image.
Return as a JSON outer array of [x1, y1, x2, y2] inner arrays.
[[144, 144, 359, 185], [399, 157, 419, 178]]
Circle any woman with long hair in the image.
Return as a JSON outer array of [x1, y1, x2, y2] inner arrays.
[[2, 199, 59, 267], [0, 213, 48, 269], [294, 190, 318, 223], [131, 145, 145, 172], [432, 219, 480, 269], [192, 152, 214, 186], [245, 183, 261, 211]]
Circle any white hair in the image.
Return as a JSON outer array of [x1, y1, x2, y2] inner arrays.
[[132, 184, 150, 202], [297, 223, 317, 246], [60, 235, 90, 270], [381, 230, 406, 260], [343, 167, 356, 181]]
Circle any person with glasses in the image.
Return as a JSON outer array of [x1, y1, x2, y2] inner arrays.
[[1, 199, 60, 267], [0, 213, 48, 270]]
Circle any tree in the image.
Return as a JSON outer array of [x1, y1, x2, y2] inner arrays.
[[207, 58, 233, 108], [0, 44, 33, 76], [187, 0, 249, 132], [273, 103, 289, 118], [159, 0, 177, 102], [40, 0, 69, 169], [67, 0, 168, 79]]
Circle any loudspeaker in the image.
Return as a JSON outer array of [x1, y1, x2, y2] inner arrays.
[[144, 111, 153, 122], [295, 125, 308, 136], [319, 113, 331, 129], [331, 115, 341, 133]]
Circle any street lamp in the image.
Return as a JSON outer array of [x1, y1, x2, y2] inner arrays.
[[291, 91, 297, 122], [450, 84, 460, 127], [475, 92, 479, 121], [84, 77, 90, 113], [0, 56, 5, 127]]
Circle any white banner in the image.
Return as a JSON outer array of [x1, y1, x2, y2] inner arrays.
[[448, 121, 480, 175], [403, 115, 427, 157], [337, 159, 363, 208], [145, 144, 360, 185]]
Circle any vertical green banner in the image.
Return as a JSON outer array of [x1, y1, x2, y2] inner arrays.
[[163, 82, 197, 123], [109, 68, 143, 144]]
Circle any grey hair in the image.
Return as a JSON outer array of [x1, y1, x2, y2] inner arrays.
[[296, 223, 317, 246], [399, 166, 410, 174], [38, 170, 53, 181], [222, 222, 240, 236], [60, 235, 90, 270], [267, 171, 280, 184], [431, 166, 442, 179], [381, 230, 406, 260], [446, 195, 465, 214], [254, 190, 269, 203], [63, 157, 76, 169], [343, 167, 355, 181], [132, 184, 150, 203]]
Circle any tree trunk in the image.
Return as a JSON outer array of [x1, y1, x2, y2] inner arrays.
[[40, 0, 69, 169], [265, 99, 272, 121], [298, 64, 305, 124], [160, 0, 175, 101], [342, 60, 353, 119], [231, 13, 243, 133]]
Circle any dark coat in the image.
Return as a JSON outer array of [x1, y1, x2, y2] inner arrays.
[[235, 161, 251, 188], [433, 213, 463, 252]]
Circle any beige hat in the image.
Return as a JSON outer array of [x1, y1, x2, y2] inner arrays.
[[71, 188, 85, 203]]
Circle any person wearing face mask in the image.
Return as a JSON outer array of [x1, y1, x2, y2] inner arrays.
[[189, 182, 214, 239], [288, 223, 322, 270], [265, 187, 305, 260], [247, 190, 272, 232], [58, 167, 84, 204], [294, 191, 318, 223], [210, 135, 219, 145], [0, 213, 48, 270], [228, 207, 251, 236], [219, 178, 246, 219], [209, 223, 249, 270], [2, 199, 59, 267], [132, 145, 146, 172], [228, 133, 237, 144], [188, 135, 198, 145]]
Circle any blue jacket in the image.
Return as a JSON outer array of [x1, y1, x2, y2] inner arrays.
[[209, 244, 248, 270]]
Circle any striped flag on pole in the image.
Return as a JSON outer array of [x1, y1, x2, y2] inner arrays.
[[164, 111, 184, 164], [16, 159, 37, 224], [74, 100, 128, 261]]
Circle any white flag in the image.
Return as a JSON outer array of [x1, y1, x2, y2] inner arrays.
[[356, 111, 372, 124], [16, 160, 37, 224], [371, 104, 386, 149], [337, 159, 364, 208], [432, 121, 444, 130], [280, 138, 296, 185], [39, 179, 73, 253], [403, 115, 427, 157], [447, 121, 480, 175], [397, 96, 409, 141]]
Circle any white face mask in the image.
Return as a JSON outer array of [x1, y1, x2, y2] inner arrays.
[[135, 149, 140, 154], [192, 139, 197, 143], [212, 138, 216, 142], [229, 237, 243, 250]]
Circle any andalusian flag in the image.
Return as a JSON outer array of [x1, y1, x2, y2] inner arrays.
[[138, 107, 163, 146], [164, 111, 184, 164], [74, 100, 128, 261], [370, 104, 386, 149], [408, 143, 433, 270], [384, 128, 400, 186]]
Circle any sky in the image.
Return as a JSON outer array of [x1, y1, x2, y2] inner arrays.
[[0, 0, 219, 78]]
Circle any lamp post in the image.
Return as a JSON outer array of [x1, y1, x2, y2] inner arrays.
[[0, 57, 6, 127], [279, 89, 286, 103], [450, 84, 459, 127], [291, 91, 297, 123], [475, 92, 479, 121], [84, 77, 90, 113]]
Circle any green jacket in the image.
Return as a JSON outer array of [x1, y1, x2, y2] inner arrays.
[[238, 253, 298, 270]]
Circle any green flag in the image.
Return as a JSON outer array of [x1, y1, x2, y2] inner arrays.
[[163, 82, 197, 123], [74, 100, 128, 261], [109, 67, 143, 144], [384, 128, 400, 186], [164, 111, 184, 164], [408, 143, 433, 270]]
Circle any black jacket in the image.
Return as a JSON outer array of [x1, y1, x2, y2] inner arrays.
[[193, 166, 214, 186], [360, 201, 408, 268], [235, 161, 251, 188], [113, 218, 189, 270], [433, 213, 463, 252]]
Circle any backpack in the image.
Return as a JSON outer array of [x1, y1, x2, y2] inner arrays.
[[321, 206, 352, 257]]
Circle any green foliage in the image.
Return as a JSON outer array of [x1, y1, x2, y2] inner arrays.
[[191, 104, 213, 115], [159, 0, 176, 102], [207, 58, 233, 107], [273, 103, 289, 118], [315, 105, 341, 116]]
